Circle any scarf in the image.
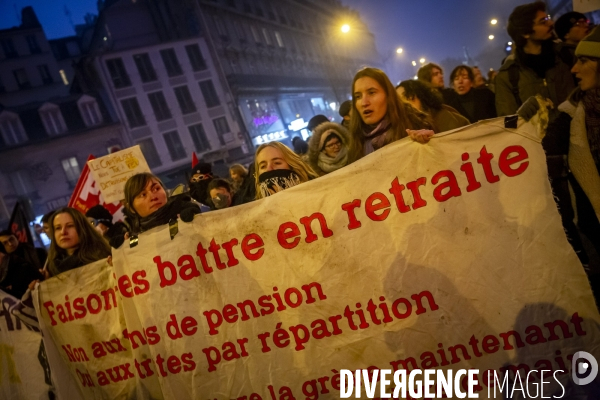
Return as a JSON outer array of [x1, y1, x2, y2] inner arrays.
[[258, 169, 302, 197], [318, 146, 349, 173], [518, 40, 556, 78], [362, 119, 391, 151], [138, 195, 199, 233], [582, 88, 600, 174], [49, 251, 84, 277]]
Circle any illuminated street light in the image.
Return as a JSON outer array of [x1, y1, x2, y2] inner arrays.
[[419, 58, 425, 64], [508, 41, 512, 45], [396, 47, 403, 54], [414, 75, 418, 79], [411, 60, 417, 66], [341, 24, 350, 33], [491, 19, 498, 25], [489, 35, 495, 40]]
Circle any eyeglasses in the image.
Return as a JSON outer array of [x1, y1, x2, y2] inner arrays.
[[534, 15, 552, 25], [574, 19, 590, 27], [325, 141, 341, 149]]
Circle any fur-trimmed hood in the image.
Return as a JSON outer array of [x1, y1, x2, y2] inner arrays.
[[307, 122, 352, 175]]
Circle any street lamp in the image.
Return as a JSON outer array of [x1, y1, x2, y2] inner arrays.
[[412, 60, 417, 66], [396, 47, 403, 54], [491, 19, 498, 25], [419, 58, 426, 64], [489, 35, 494, 40], [341, 24, 350, 33]]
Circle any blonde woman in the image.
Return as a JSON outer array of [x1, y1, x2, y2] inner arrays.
[[254, 141, 318, 199]]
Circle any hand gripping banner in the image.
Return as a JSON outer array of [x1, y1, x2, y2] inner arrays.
[[35, 118, 600, 399]]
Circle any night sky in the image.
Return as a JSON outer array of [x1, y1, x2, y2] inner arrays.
[[1, 0, 535, 77]]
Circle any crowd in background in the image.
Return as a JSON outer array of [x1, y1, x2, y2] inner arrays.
[[1, 1, 599, 330]]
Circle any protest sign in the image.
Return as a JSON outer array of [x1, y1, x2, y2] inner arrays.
[[87, 145, 150, 204], [36, 118, 600, 398], [0, 290, 51, 400], [69, 155, 124, 221]]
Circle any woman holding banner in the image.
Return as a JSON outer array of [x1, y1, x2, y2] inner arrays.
[[348, 67, 435, 161], [254, 141, 318, 198]]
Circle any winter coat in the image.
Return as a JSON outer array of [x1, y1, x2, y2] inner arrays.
[[307, 122, 352, 176], [430, 104, 470, 133], [495, 50, 575, 120], [0, 253, 43, 298], [455, 87, 497, 123]]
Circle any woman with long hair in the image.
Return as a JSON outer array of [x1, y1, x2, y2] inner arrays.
[[254, 141, 318, 199], [46, 207, 111, 277], [229, 163, 248, 192], [348, 67, 434, 160]]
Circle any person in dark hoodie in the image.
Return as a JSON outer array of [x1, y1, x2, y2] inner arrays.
[[291, 136, 309, 155], [85, 205, 128, 247], [495, 1, 575, 120], [189, 161, 215, 208], [307, 122, 352, 176], [0, 241, 43, 298]]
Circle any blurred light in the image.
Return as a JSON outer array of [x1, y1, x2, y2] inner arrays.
[[506, 46, 512, 52], [489, 35, 495, 40], [491, 19, 498, 25], [419, 58, 426, 64], [508, 41, 512, 45], [329, 102, 337, 110], [414, 75, 418, 80], [59, 70, 69, 85], [341, 24, 350, 33], [103, 37, 107, 41], [411, 60, 417, 66], [396, 47, 403, 54]]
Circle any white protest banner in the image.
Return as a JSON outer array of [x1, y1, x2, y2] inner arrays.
[[88, 145, 150, 203], [37, 118, 600, 399], [0, 290, 51, 400], [573, 0, 600, 13]]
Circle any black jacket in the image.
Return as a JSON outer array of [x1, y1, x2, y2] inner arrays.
[[456, 87, 497, 123]]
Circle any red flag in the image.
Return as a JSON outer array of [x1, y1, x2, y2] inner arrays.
[[9, 201, 33, 244], [68, 155, 124, 221], [192, 152, 198, 168]]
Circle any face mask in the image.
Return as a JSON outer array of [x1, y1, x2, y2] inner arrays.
[[258, 169, 302, 197], [212, 193, 230, 209]]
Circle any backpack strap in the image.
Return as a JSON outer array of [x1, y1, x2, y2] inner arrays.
[[508, 64, 522, 108]]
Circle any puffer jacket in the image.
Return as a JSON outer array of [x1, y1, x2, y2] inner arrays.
[[495, 47, 574, 120], [306, 122, 352, 176]]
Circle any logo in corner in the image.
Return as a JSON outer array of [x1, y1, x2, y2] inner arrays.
[[572, 351, 598, 385]]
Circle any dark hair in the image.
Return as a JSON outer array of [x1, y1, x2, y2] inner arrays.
[[322, 132, 342, 151], [348, 67, 431, 162], [507, 1, 547, 49], [47, 207, 110, 277], [42, 210, 55, 224], [0, 230, 13, 238], [450, 65, 475, 82], [123, 173, 166, 217], [417, 63, 443, 83], [208, 179, 231, 193], [398, 80, 444, 112]]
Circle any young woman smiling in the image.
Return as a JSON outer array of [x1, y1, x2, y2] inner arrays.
[[348, 67, 434, 161]]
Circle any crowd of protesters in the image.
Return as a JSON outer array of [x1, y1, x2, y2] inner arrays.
[[1, 1, 599, 367]]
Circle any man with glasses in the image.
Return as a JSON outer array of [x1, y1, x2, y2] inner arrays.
[[555, 11, 592, 67], [495, 2, 575, 120]]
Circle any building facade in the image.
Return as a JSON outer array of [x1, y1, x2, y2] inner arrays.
[[0, 7, 126, 228], [195, 0, 379, 146]]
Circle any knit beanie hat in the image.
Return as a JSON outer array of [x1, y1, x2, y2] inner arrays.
[[307, 114, 330, 132], [575, 26, 600, 58], [339, 100, 352, 118], [85, 205, 113, 227], [555, 12, 587, 41], [191, 161, 212, 176]]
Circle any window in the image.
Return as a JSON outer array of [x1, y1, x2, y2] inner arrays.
[[105, 58, 131, 88], [10, 170, 35, 196], [38, 65, 53, 84], [212, 116, 230, 145], [120, 97, 146, 128], [39, 104, 66, 135], [279, 9, 288, 25], [214, 16, 229, 40], [78, 95, 103, 127], [262, 28, 272, 46], [188, 123, 210, 152], [255, 4, 264, 17], [199, 80, 220, 108], [234, 22, 246, 42], [137, 138, 162, 168], [160, 48, 183, 77], [26, 35, 41, 54], [133, 53, 157, 82], [163, 131, 187, 161], [173, 86, 196, 114], [250, 26, 261, 44], [185, 44, 207, 72], [148, 91, 172, 121], [13, 68, 30, 89], [0, 112, 26, 145], [62, 157, 81, 187], [1, 38, 17, 58], [274, 32, 284, 48], [243, 2, 252, 13]]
